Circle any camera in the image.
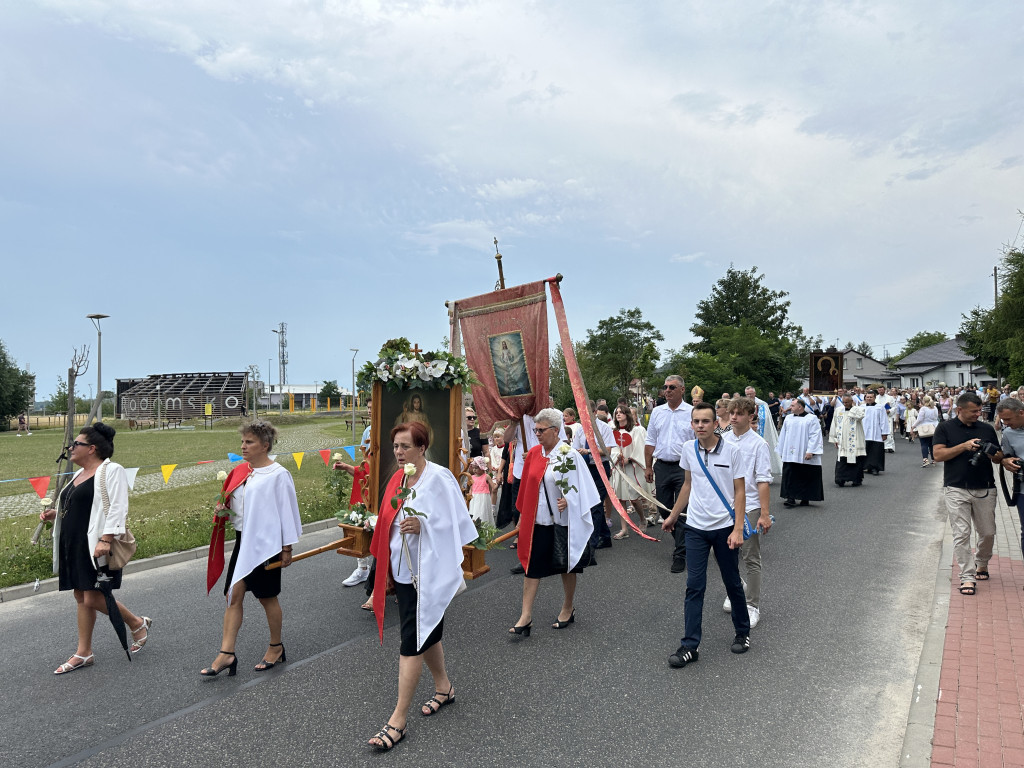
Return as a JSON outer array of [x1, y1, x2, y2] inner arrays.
[[968, 441, 1000, 467]]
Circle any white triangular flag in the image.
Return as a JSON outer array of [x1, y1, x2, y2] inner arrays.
[[269, 454, 278, 462], [125, 467, 140, 491]]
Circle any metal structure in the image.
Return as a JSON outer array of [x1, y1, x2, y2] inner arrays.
[[86, 313, 109, 424], [272, 322, 288, 414]]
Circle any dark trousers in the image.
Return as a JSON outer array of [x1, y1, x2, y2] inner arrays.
[[588, 460, 612, 547], [655, 459, 686, 563], [681, 525, 749, 649], [1016, 497, 1024, 559]]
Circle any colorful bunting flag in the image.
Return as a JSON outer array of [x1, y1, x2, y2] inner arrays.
[[344, 446, 356, 460], [269, 454, 278, 462], [161, 464, 177, 484], [124, 467, 140, 491], [28, 476, 50, 499], [292, 452, 304, 470], [228, 453, 243, 462], [319, 449, 331, 466]]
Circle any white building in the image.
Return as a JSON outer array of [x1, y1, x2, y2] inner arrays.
[[893, 338, 995, 389]]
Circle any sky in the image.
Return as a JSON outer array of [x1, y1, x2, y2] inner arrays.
[[2, 1, 1022, 399]]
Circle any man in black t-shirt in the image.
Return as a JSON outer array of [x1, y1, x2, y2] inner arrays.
[[933, 392, 1002, 595]]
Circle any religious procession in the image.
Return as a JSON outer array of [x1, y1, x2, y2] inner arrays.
[[26, 270, 1017, 760]]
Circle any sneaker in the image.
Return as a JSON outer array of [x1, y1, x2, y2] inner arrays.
[[731, 634, 750, 654], [510, 564, 525, 574], [668, 646, 699, 668], [342, 566, 369, 587], [670, 557, 687, 574], [747, 606, 760, 629], [723, 581, 747, 612]]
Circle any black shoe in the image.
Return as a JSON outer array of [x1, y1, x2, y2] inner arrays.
[[799, 500, 810, 507], [851, 481, 862, 487], [508, 621, 532, 638], [731, 634, 750, 654], [670, 558, 687, 574], [552, 610, 575, 629], [510, 564, 525, 575], [596, 540, 613, 550], [200, 650, 237, 677], [783, 499, 796, 508], [254, 643, 286, 672], [668, 646, 699, 668], [835, 481, 845, 487]]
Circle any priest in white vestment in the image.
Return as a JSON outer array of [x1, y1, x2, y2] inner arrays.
[[875, 387, 898, 452], [862, 392, 890, 474], [776, 398, 824, 507], [829, 395, 867, 486]]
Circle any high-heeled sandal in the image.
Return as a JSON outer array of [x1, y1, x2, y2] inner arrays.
[[552, 610, 575, 629], [508, 621, 532, 638], [421, 683, 455, 716], [369, 723, 406, 751], [254, 643, 286, 671], [130, 616, 153, 654], [199, 651, 237, 677], [54, 653, 94, 675]]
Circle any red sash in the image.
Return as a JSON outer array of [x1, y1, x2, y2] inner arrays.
[[369, 469, 406, 643], [206, 462, 252, 594], [515, 445, 549, 571]]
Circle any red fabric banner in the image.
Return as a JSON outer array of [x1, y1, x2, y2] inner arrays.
[[29, 476, 50, 499], [547, 279, 656, 541], [454, 281, 549, 434], [206, 462, 252, 594]]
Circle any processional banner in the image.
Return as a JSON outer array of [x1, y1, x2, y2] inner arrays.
[[453, 281, 549, 434]]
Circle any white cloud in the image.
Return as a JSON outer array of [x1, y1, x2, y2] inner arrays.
[[475, 178, 544, 201], [670, 252, 704, 263]]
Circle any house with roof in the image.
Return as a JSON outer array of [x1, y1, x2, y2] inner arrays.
[[892, 337, 995, 389], [837, 348, 900, 390]]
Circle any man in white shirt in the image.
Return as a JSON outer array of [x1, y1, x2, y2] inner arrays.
[[645, 375, 695, 573], [862, 391, 890, 475], [572, 401, 616, 549], [723, 397, 773, 628], [662, 402, 750, 668]]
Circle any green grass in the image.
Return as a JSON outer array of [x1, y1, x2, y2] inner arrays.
[[0, 417, 360, 589]]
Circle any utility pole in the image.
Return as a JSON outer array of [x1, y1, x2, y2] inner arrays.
[[86, 313, 109, 424], [350, 349, 359, 445], [272, 323, 287, 414], [994, 266, 999, 306]]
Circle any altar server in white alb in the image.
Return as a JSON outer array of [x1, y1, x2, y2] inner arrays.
[[875, 386, 898, 453], [862, 391, 890, 475], [745, 386, 783, 477], [776, 398, 824, 508], [830, 394, 867, 487]]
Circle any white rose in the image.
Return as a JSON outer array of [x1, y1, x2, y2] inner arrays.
[[40, 497, 52, 506], [332, 453, 343, 460], [558, 444, 571, 455], [403, 463, 416, 476], [216, 470, 228, 481]]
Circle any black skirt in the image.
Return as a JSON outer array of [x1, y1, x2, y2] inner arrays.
[[834, 456, 865, 485], [864, 441, 886, 472], [394, 581, 444, 657], [525, 523, 588, 579], [58, 478, 122, 592], [224, 531, 282, 599], [780, 463, 824, 501]]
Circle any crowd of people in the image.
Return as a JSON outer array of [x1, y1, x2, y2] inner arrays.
[[37, 376, 1019, 753]]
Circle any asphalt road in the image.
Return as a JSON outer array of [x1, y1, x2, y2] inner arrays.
[[0, 440, 947, 768]]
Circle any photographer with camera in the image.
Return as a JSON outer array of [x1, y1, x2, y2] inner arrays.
[[933, 392, 1003, 595], [996, 398, 1024, 561]]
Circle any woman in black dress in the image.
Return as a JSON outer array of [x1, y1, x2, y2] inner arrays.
[[39, 423, 152, 675]]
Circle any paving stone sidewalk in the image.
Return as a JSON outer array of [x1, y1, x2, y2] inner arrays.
[[931, 484, 1024, 768]]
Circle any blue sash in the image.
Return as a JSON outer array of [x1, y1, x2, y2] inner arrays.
[[693, 440, 755, 540]]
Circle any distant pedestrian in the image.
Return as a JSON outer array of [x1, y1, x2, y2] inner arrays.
[[912, 396, 940, 466], [17, 412, 31, 436], [997, 398, 1024, 559]]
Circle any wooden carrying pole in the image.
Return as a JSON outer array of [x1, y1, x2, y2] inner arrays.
[[264, 538, 349, 570]]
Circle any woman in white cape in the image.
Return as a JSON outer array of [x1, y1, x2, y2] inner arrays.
[[367, 420, 478, 752]]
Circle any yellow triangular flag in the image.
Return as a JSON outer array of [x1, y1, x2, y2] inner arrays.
[[292, 452, 304, 470], [161, 464, 177, 484]]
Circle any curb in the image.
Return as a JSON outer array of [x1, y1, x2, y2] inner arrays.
[[0, 517, 339, 604], [899, 498, 951, 768]]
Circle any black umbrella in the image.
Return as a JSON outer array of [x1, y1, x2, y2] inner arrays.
[[95, 558, 132, 661]]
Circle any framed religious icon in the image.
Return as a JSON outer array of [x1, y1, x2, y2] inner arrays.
[[809, 352, 843, 395], [362, 340, 476, 517]]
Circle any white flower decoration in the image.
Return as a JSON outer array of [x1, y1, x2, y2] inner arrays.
[[40, 497, 52, 506], [558, 443, 571, 455], [216, 470, 228, 481], [403, 463, 417, 476], [332, 453, 343, 460]]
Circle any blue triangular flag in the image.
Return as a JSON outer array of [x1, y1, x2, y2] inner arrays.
[[344, 446, 356, 460], [228, 452, 243, 462]]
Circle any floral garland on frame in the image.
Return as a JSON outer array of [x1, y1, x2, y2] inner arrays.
[[361, 338, 476, 393]]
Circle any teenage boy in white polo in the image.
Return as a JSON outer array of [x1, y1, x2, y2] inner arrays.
[[663, 402, 750, 668]]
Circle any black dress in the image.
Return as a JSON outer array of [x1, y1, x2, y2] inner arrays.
[[58, 477, 122, 591]]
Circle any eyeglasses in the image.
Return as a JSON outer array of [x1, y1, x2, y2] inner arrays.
[[71, 440, 92, 449], [665, 385, 679, 390], [466, 416, 477, 421], [533, 426, 555, 435]]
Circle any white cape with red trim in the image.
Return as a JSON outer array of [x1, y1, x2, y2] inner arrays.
[[405, 463, 479, 652]]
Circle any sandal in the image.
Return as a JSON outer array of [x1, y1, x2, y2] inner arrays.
[[130, 616, 153, 654], [421, 684, 455, 716], [254, 643, 286, 671], [976, 570, 990, 581], [360, 600, 374, 612], [612, 531, 629, 540], [959, 582, 976, 595], [54, 653, 94, 675], [369, 723, 406, 751]]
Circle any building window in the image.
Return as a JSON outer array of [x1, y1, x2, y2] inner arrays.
[[911, 378, 918, 387], [959, 373, 965, 385], [856, 358, 863, 369], [955, 362, 962, 368]]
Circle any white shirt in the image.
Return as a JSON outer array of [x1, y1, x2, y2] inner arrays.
[[678, 438, 745, 531], [572, 417, 615, 461], [645, 402, 695, 461], [724, 428, 773, 513], [776, 413, 824, 466], [862, 404, 889, 442]]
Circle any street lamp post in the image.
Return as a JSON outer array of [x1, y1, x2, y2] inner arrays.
[[86, 313, 109, 424], [350, 349, 358, 445], [271, 329, 283, 414]]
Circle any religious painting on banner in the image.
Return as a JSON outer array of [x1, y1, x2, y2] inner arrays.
[[809, 352, 843, 395], [453, 281, 549, 434]]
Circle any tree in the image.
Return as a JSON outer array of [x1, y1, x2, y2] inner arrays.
[[584, 308, 663, 400], [0, 340, 35, 428], [894, 331, 948, 363], [549, 344, 618, 410], [319, 380, 341, 406], [960, 244, 1024, 382], [46, 375, 69, 413], [690, 266, 800, 353], [845, 341, 875, 357]]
